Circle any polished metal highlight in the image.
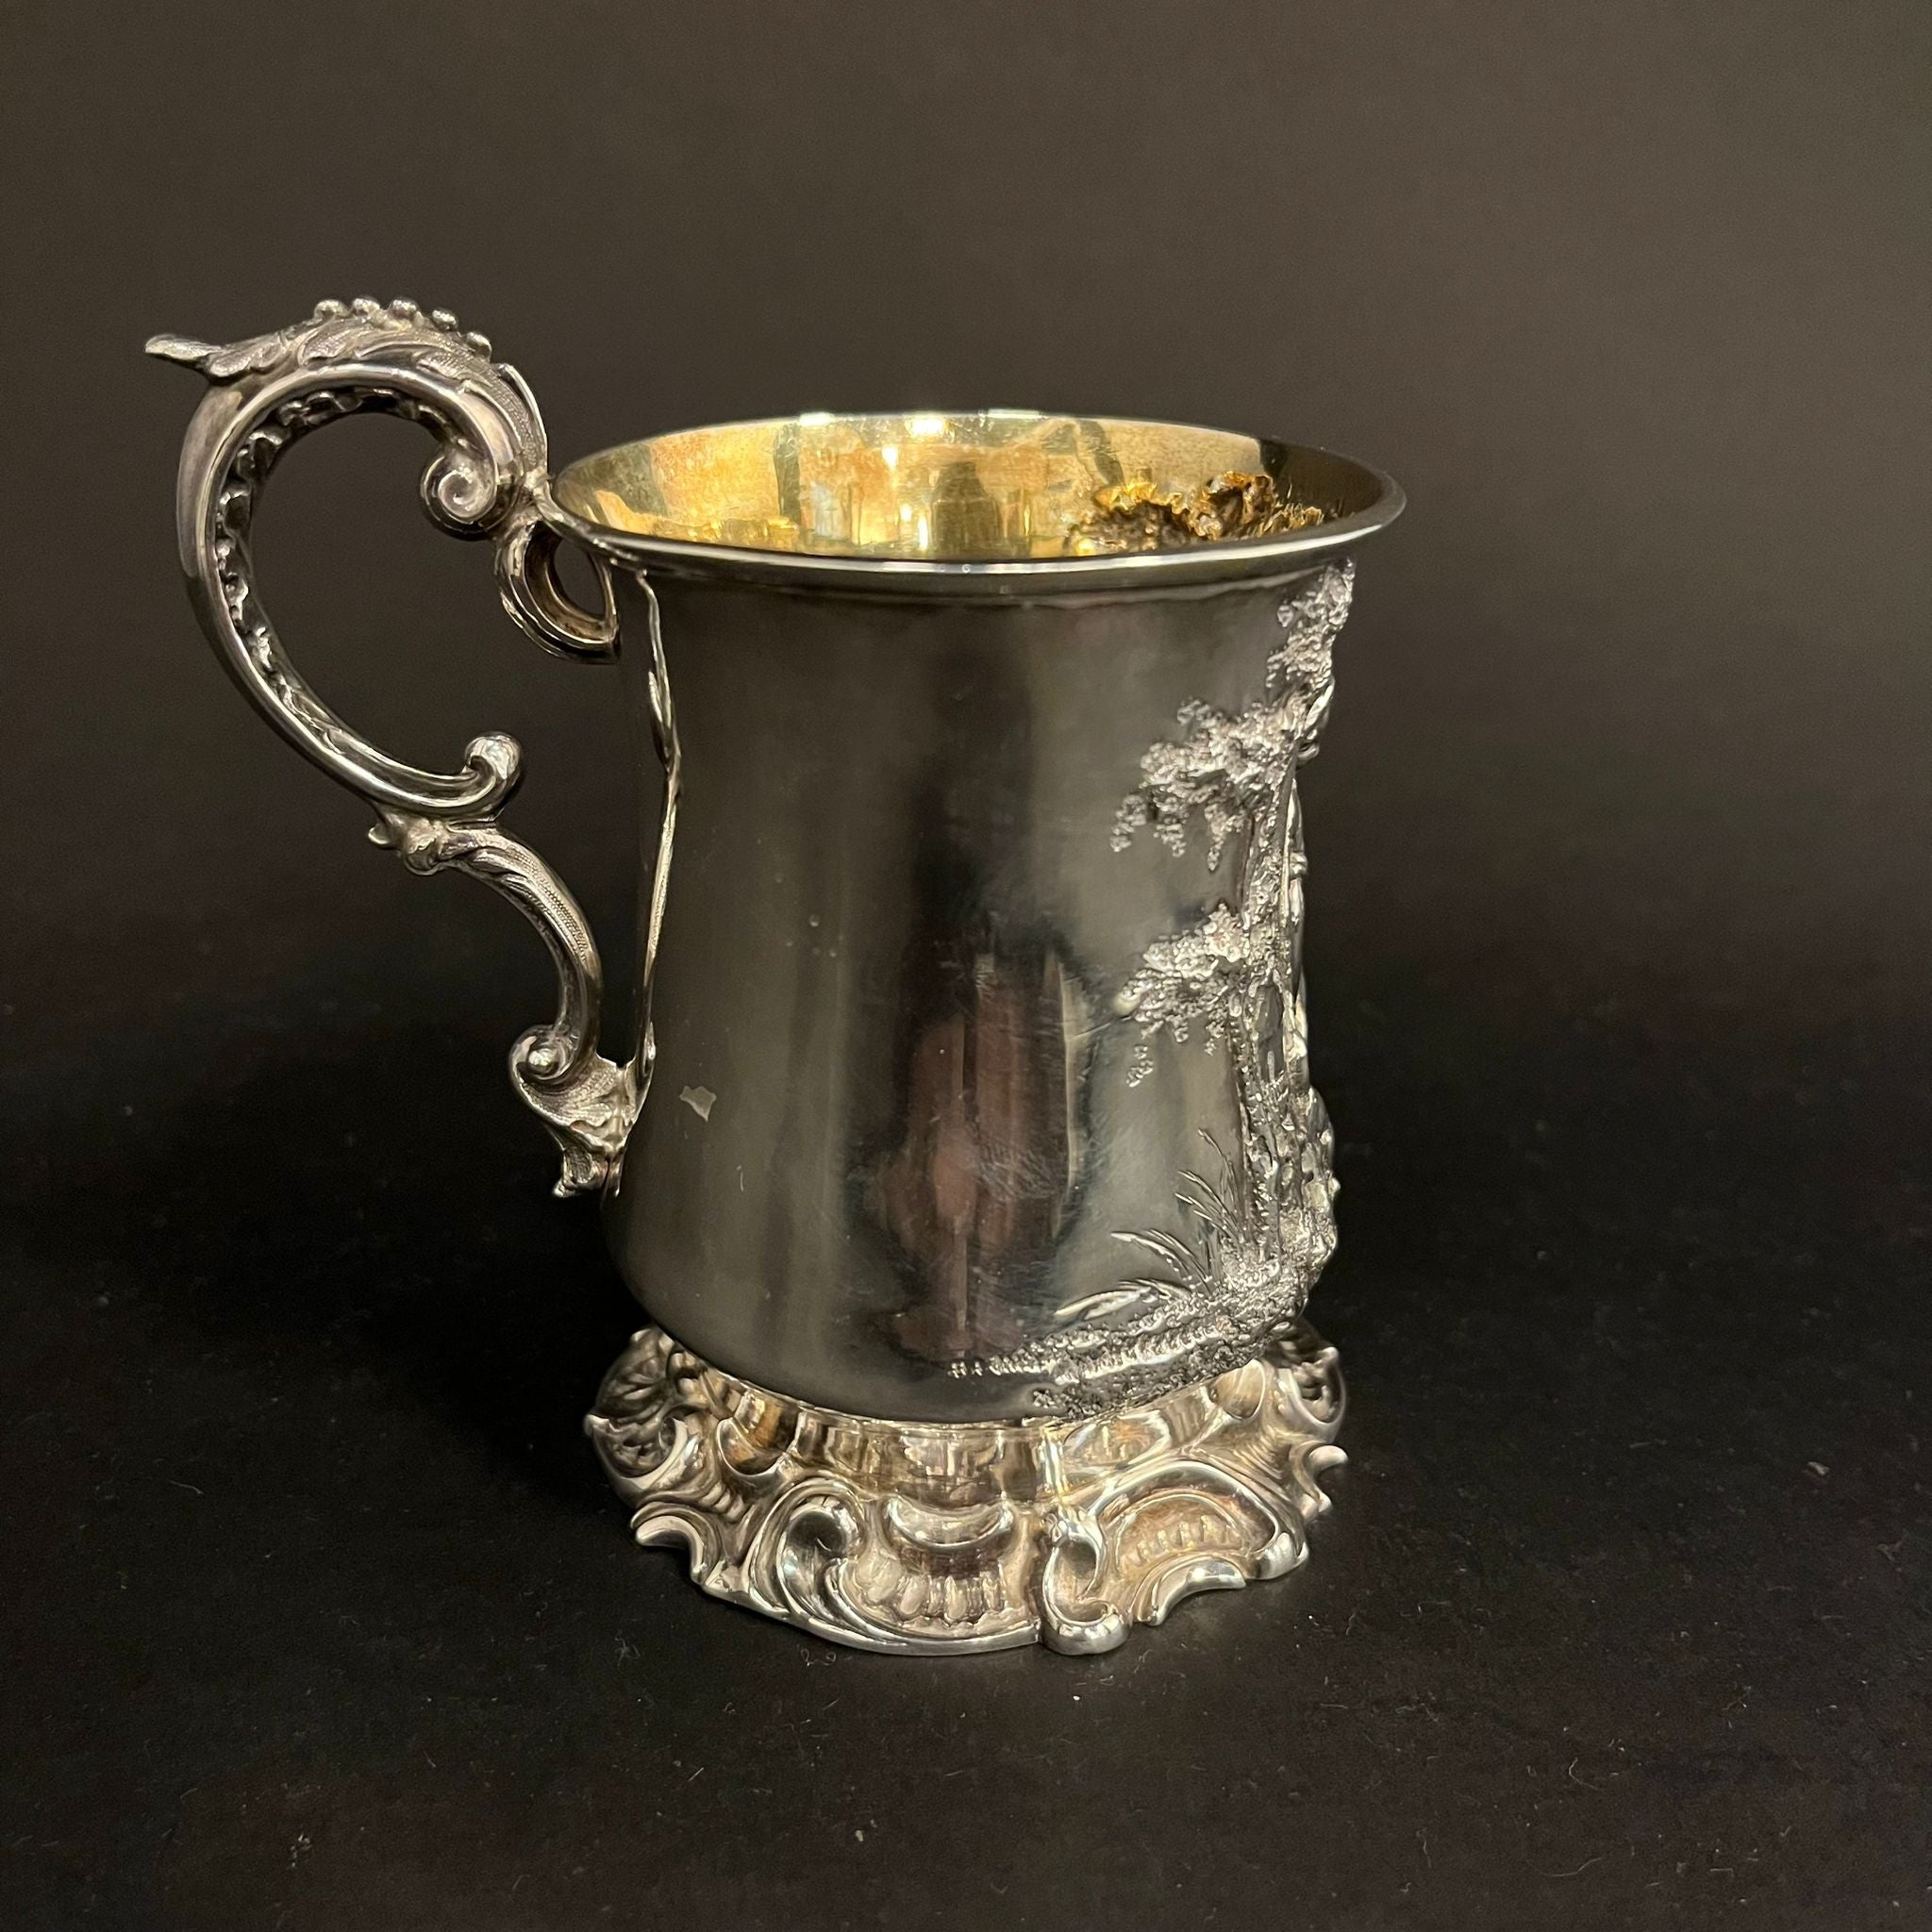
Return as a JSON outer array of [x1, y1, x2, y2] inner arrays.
[[588, 1322, 1345, 1656], [156, 299, 1403, 1653]]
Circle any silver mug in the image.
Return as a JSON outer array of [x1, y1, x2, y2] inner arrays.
[[155, 298, 1402, 1653]]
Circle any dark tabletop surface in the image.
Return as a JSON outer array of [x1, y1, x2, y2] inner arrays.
[[3, 4, 1926, 1927]]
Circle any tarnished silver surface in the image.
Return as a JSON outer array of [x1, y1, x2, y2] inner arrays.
[[156, 302, 1401, 1649], [588, 1321, 1344, 1655]]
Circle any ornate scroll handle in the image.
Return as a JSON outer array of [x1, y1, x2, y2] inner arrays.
[[151, 298, 640, 1195]]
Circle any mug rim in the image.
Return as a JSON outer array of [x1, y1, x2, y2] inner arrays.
[[547, 408, 1404, 599]]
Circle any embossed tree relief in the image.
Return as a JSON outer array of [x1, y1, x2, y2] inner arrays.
[[978, 562, 1355, 1415]]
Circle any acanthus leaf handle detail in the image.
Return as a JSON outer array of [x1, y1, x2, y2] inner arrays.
[[152, 298, 640, 1195]]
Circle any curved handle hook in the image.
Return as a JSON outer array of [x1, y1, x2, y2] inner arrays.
[[151, 297, 640, 1194]]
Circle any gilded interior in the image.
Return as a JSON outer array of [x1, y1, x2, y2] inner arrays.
[[552, 411, 1387, 563]]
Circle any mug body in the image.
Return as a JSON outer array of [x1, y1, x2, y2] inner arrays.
[[558, 411, 1391, 1424], [608, 570, 1339, 1421], [552, 408, 1398, 1429]]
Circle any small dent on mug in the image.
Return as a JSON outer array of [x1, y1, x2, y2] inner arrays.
[[679, 1084, 717, 1122]]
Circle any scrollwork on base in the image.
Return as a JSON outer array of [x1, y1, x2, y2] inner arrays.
[[586, 1323, 1345, 1655]]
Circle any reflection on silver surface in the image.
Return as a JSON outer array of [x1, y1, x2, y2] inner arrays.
[[867, 941, 1092, 1370]]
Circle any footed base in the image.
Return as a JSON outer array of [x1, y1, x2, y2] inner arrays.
[[586, 1323, 1345, 1655]]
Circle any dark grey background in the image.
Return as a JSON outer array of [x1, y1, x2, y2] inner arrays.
[[3, 4, 1927, 1927]]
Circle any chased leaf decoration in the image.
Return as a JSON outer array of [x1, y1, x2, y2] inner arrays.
[[968, 563, 1355, 1417]]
